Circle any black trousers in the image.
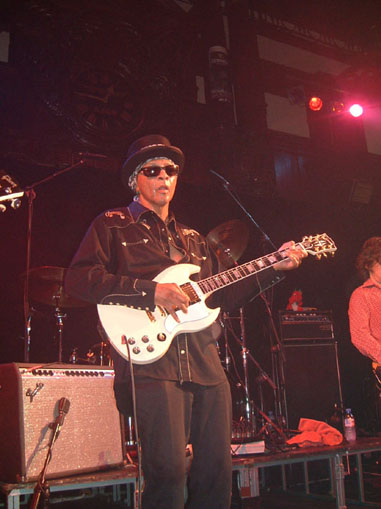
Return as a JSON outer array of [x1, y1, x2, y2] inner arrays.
[[135, 378, 232, 509]]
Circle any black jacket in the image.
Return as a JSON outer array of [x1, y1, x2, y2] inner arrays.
[[65, 201, 284, 397]]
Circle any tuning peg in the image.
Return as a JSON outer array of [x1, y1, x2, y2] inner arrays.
[[11, 198, 22, 209]]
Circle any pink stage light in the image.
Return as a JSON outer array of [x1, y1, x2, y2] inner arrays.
[[348, 104, 363, 117]]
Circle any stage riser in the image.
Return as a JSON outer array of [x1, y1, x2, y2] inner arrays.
[[0, 363, 125, 483]]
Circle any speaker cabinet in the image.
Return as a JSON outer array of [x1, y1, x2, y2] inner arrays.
[[283, 342, 343, 430], [0, 363, 125, 483]]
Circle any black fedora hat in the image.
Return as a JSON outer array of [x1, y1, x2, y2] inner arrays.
[[121, 134, 185, 188]]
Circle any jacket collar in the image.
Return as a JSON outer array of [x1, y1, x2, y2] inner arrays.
[[128, 200, 176, 227]]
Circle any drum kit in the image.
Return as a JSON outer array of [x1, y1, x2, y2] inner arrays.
[[23, 219, 284, 440], [23, 266, 111, 366]]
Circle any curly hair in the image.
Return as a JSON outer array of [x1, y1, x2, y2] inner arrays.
[[356, 237, 381, 281]]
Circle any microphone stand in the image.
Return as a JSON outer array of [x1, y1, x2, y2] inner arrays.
[[210, 170, 287, 441], [260, 293, 289, 433], [23, 159, 85, 362], [209, 170, 276, 250], [29, 398, 70, 509]]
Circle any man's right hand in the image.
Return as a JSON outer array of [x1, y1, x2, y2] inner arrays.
[[154, 283, 190, 322]]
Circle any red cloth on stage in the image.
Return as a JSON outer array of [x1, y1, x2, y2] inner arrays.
[[286, 418, 343, 447]]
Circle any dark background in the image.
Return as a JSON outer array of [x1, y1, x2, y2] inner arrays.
[[1, 0, 380, 431]]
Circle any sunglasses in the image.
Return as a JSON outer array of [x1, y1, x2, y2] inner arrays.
[[139, 164, 180, 178]]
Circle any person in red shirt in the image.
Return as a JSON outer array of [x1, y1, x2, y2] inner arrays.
[[348, 237, 381, 365]]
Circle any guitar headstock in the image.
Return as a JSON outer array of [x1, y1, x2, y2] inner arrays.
[[0, 171, 24, 212], [301, 233, 337, 258]]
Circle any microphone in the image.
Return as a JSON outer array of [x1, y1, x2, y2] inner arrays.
[[54, 397, 71, 427], [79, 152, 108, 159], [209, 169, 231, 187]]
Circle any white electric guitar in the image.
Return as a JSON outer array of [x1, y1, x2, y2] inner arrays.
[[98, 233, 337, 364]]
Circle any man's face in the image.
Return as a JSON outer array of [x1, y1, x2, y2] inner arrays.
[[136, 157, 178, 210]]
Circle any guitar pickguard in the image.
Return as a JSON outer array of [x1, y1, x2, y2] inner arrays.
[[98, 263, 220, 364]]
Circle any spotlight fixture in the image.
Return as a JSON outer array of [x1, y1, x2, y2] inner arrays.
[[348, 104, 363, 117]]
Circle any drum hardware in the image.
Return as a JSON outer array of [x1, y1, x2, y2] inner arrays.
[[207, 173, 285, 443], [223, 309, 278, 441], [68, 347, 94, 365], [68, 341, 111, 366], [22, 266, 90, 362], [20, 158, 86, 362], [261, 293, 289, 436], [206, 219, 249, 270], [54, 305, 67, 363], [69, 347, 79, 364], [207, 218, 280, 441], [87, 341, 111, 366], [256, 407, 287, 446]]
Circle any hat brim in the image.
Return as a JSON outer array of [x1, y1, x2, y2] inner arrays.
[[121, 144, 185, 188]]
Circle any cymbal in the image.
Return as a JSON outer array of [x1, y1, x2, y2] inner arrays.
[[24, 266, 90, 308], [207, 220, 249, 268]]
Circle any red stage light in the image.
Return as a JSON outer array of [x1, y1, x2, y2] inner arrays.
[[348, 104, 363, 117], [308, 96, 323, 111]]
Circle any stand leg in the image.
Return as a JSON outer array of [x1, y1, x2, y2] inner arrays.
[[225, 308, 280, 441], [24, 313, 32, 362], [54, 307, 66, 363], [333, 453, 347, 509]]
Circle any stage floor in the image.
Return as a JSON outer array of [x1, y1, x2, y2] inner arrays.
[[1, 437, 381, 508]]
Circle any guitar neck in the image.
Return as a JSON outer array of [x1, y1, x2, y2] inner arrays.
[[179, 233, 337, 300], [195, 245, 292, 296]]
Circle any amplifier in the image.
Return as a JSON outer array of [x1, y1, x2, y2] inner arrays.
[[0, 363, 125, 483], [279, 310, 334, 342]]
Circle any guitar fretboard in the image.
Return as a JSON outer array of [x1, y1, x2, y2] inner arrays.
[[179, 234, 336, 303], [198, 250, 287, 294]]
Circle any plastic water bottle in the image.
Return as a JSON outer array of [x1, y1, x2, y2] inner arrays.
[[343, 408, 356, 442]]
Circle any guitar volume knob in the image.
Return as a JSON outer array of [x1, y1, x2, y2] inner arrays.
[[127, 338, 136, 345], [132, 346, 141, 354], [146, 345, 154, 352], [141, 335, 149, 343]]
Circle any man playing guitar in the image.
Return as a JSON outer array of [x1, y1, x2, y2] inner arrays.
[[65, 134, 308, 509]]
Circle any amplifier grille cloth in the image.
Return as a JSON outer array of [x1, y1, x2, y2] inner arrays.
[[0, 363, 125, 482]]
